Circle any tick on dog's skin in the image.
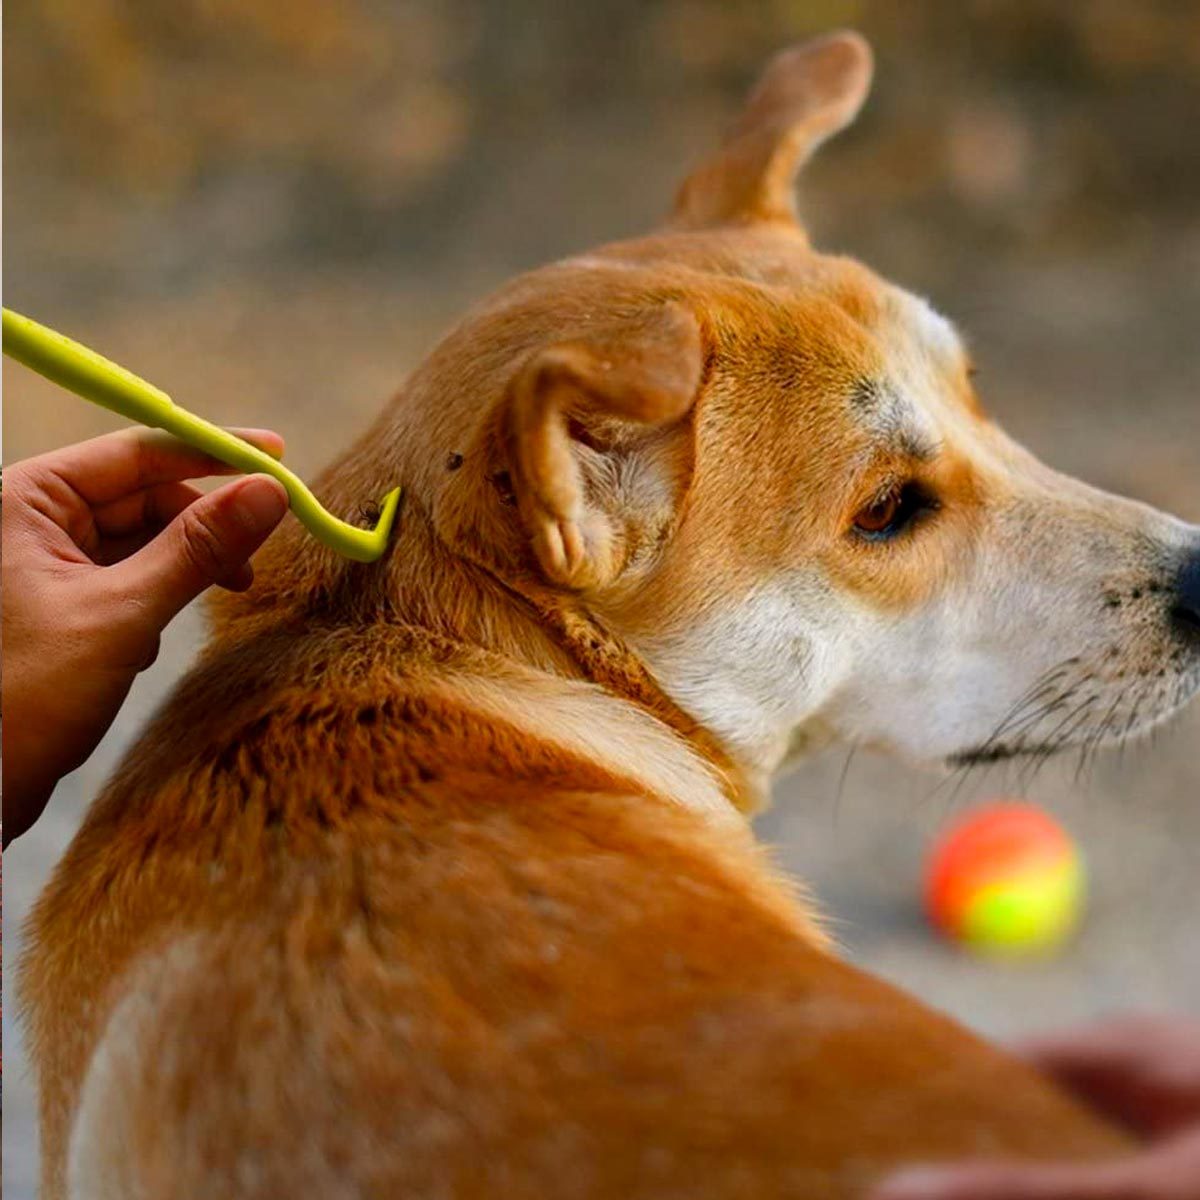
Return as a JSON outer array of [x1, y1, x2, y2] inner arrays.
[[446, 452, 464, 471], [24, 30, 1200, 1200]]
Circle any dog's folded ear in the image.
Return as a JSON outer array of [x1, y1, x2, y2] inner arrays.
[[672, 31, 873, 230], [506, 302, 704, 591]]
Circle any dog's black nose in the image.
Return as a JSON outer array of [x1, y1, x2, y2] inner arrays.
[[1173, 549, 1200, 642]]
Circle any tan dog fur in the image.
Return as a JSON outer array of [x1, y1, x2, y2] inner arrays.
[[22, 32, 1200, 1199]]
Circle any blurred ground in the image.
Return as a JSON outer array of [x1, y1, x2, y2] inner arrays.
[[4, 3, 1200, 1195]]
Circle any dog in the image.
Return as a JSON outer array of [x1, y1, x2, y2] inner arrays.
[[23, 31, 1200, 1200]]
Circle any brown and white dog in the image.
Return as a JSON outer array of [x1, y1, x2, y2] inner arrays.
[[23, 31, 1200, 1200]]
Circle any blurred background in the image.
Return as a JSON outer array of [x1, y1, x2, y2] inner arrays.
[[4, 1, 1199, 1193]]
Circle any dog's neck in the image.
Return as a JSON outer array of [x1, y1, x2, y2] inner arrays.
[[214, 482, 761, 820], [406, 498, 762, 816]]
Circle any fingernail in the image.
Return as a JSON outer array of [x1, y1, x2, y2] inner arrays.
[[233, 476, 289, 530], [230, 428, 285, 460], [218, 563, 255, 593]]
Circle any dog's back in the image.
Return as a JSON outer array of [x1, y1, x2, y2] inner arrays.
[[26, 615, 1125, 1199]]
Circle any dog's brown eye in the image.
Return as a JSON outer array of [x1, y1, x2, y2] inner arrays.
[[855, 490, 901, 535], [852, 484, 935, 541]]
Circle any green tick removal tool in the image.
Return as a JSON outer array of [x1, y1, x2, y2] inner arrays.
[[2, 307, 400, 562]]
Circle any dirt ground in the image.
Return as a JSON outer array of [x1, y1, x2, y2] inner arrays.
[[4, 5, 1199, 1194]]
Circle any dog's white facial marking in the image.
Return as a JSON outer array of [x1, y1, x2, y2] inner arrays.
[[840, 289, 971, 475], [907, 293, 964, 363], [881, 291, 969, 407]]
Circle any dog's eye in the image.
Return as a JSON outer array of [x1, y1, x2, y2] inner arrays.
[[852, 484, 934, 541]]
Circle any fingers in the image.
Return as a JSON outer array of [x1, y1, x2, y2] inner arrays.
[[92, 483, 210, 564], [871, 1159, 1140, 1200], [1015, 1016, 1200, 1136], [33, 426, 285, 506], [92, 481, 206, 540], [107, 475, 289, 627]]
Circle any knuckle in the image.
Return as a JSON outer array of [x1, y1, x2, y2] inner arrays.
[[1, 461, 32, 502], [177, 503, 231, 580], [133, 427, 170, 485]]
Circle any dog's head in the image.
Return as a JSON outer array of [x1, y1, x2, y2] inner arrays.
[[282, 33, 1200, 796]]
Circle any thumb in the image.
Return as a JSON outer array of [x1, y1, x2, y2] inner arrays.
[[870, 1160, 1140, 1200], [112, 475, 289, 627]]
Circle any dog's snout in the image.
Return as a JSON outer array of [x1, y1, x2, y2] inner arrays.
[[1171, 549, 1200, 642]]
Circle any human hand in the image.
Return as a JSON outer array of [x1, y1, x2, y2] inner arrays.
[[872, 1014, 1200, 1200], [1, 428, 289, 844]]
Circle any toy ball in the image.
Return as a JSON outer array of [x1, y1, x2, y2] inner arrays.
[[925, 802, 1085, 957]]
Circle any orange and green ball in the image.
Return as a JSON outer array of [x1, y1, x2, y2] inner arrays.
[[925, 802, 1085, 957]]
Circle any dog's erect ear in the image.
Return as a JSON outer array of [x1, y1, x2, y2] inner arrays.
[[507, 302, 703, 591], [672, 31, 873, 230]]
